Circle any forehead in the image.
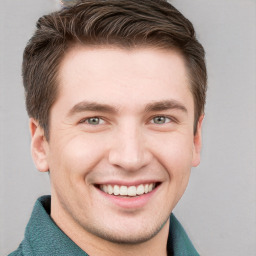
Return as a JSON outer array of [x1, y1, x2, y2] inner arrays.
[[56, 46, 193, 113]]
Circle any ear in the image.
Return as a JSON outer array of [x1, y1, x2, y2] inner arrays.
[[30, 118, 49, 172], [192, 114, 204, 167]]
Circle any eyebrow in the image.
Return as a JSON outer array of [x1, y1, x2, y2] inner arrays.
[[144, 100, 188, 113], [67, 99, 187, 117], [67, 101, 118, 117]]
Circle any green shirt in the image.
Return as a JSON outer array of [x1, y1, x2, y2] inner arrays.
[[9, 196, 199, 256]]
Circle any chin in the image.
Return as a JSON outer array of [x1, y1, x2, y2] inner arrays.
[[82, 215, 170, 245]]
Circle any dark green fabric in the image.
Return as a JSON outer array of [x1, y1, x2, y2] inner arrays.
[[9, 196, 87, 256], [9, 195, 199, 256], [167, 214, 200, 256]]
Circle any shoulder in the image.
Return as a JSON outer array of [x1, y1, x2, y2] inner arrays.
[[8, 244, 24, 256]]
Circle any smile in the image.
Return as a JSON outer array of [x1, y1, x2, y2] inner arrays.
[[99, 183, 157, 197]]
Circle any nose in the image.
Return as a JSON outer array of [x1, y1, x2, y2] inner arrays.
[[108, 124, 152, 171]]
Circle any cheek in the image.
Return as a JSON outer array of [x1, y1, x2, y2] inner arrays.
[[47, 134, 106, 177], [162, 146, 192, 191], [47, 135, 106, 209], [151, 133, 194, 204], [152, 133, 194, 174], [159, 138, 193, 202]]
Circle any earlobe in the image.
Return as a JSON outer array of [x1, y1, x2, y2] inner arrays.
[[30, 118, 49, 172], [192, 114, 204, 167]]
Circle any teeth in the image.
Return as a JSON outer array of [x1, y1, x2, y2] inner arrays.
[[136, 184, 144, 195], [107, 185, 113, 195], [113, 185, 119, 195], [103, 185, 108, 193], [120, 186, 128, 196], [127, 186, 136, 197], [99, 183, 156, 196]]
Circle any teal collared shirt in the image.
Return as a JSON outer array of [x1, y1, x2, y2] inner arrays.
[[9, 196, 199, 256]]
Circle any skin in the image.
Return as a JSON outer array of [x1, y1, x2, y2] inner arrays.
[[30, 46, 203, 256]]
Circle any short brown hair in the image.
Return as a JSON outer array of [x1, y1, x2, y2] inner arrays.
[[23, 0, 207, 140]]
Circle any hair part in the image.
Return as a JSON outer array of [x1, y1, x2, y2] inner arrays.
[[23, 0, 207, 140]]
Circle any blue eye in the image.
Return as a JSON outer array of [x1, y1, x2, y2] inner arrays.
[[151, 116, 171, 124]]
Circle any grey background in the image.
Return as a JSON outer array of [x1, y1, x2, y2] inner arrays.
[[1, 0, 255, 255]]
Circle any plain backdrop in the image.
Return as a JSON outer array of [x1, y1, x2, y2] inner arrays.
[[1, 0, 255, 255]]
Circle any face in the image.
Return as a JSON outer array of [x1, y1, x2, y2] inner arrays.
[[31, 47, 202, 245]]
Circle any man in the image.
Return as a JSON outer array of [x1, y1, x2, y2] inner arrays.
[[10, 0, 207, 255]]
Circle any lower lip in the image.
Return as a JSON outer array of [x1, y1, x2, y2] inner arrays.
[[96, 185, 160, 209]]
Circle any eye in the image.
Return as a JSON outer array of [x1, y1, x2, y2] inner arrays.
[[81, 117, 105, 125], [151, 116, 171, 124]]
